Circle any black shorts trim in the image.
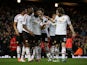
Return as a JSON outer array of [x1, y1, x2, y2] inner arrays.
[[41, 33, 47, 42], [55, 35, 66, 44], [33, 35, 41, 46], [16, 33, 23, 45], [50, 36, 55, 45], [22, 31, 34, 41]]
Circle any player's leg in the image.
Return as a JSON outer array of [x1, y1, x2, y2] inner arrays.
[[50, 45, 55, 61], [54, 44, 60, 62], [45, 44, 51, 61], [46, 52, 52, 61], [16, 45, 21, 62], [25, 42, 31, 62], [31, 47, 35, 61], [30, 35, 37, 61], [41, 33, 45, 58], [55, 35, 61, 54], [55, 35, 66, 60], [20, 32, 28, 62], [62, 54, 66, 62], [46, 36, 54, 62], [16, 34, 23, 62], [61, 42, 66, 62], [20, 45, 26, 62], [35, 35, 41, 61], [47, 36, 53, 61], [25, 34, 33, 62], [22, 32, 33, 62], [60, 36, 66, 62], [35, 46, 41, 62], [36, 54, 41, 62]]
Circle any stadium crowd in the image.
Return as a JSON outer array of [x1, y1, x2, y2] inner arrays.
[[0, 3, 87, 59]]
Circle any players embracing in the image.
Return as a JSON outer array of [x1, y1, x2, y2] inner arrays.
[[13, 6, 76, 62]]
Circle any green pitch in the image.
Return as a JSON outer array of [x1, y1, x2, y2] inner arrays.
[[0, 58, 87, 65]]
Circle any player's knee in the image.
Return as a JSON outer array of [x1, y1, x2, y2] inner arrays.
[[62, 42, 65, 46], [25, 40, 28, 43]]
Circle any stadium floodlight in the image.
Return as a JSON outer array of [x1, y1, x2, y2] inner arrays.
[[17, 0, 21, 3], [55, 3, 58, 7]]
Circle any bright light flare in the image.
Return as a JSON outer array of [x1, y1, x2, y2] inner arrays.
[[17, 0, 21, 3], [55, 3, 58, 7]]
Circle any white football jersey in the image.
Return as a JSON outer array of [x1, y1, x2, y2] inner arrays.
[[55, 15, 71, 35], [32, 16, 42, 35], [14, 14, 25, 33], [22, 14, 33, 33], [41, 16, 48, 33], [40, 16, 50, 37], [47, 20, 56, 36]]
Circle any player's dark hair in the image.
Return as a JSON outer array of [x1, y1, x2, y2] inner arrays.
[[51, 11, 56, 17], [27, 5, 34, 11], [33, 7, 38, 12], [37, 8, 44, 13], [27, 5, 32, 8], [19, 8, 25, 13], [56, 7, 65, 14], [33, 7, 39, 17]]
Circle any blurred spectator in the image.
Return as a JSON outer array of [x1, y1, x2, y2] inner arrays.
[[9, 36, 17, 58], [74, 47, 83, 56], [66, 36, 73, 58], [83, 39, 87, 56]]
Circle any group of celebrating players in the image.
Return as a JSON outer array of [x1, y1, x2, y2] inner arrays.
[[13, 6, 76, 62]]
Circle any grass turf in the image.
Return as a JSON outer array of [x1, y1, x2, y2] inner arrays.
[[0, 58, 87, 65]]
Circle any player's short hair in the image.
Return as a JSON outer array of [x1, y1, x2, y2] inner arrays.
[[27, 5, 32, 8], [19, 8, 25, 13], [33, 7, 38, 12], [27, 5, 33, 10], [37, 8, 44, 13], [56, 7, 65, 14], [51, 11, 56, 16]]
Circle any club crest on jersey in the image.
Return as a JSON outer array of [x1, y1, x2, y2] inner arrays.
[[59, 17, 65, 22]]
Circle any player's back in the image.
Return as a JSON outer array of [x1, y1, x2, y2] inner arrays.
[[48, 20, 56, 36]]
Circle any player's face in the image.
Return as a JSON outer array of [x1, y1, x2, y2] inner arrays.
[[25, 9, 28, 14], [62, 43, 65, 47], [27, 8, 33, 14], [56, 10, 59, 15], [34, 11, 39, 17], [52, 14, 56, 19], [37, 10, 43, 17], [22, 10, 26, 15]]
